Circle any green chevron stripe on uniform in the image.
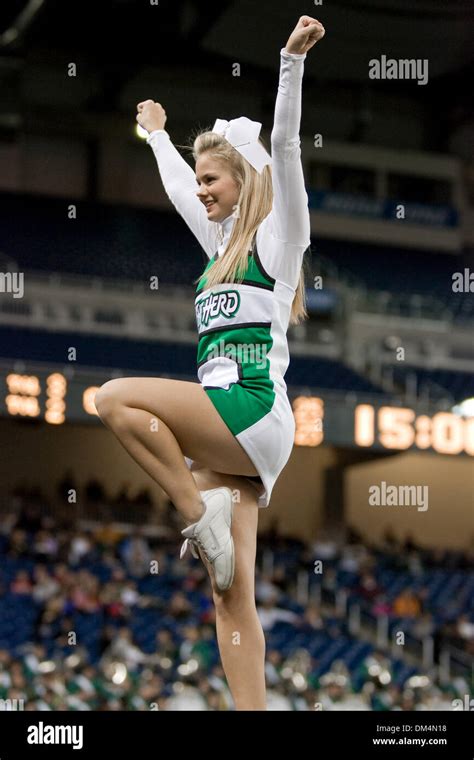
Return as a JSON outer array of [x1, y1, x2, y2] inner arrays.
[[197, 252, 275, 294], [197, 325, 273, 378], [197, 324, 275, 433], [205, 376, 276, 435]]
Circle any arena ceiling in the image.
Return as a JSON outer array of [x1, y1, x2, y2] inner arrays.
[[0, 0, 471, 136]]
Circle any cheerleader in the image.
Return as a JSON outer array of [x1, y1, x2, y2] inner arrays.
[[95, 16, 325, 710]]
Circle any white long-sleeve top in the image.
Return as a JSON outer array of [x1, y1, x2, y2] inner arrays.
[[146, 48, 310, 394]]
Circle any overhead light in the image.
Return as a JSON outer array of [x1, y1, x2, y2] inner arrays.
[[452, 398, 474, 417], [0, 0, 46, 50], [136, 124, 149, 140]]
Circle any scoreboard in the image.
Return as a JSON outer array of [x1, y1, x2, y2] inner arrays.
[[3, 368, 101, 426], [293, 396, 474, 456], [2, 366, 473, 456]]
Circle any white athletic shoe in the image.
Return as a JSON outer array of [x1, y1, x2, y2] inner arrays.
[[179, 487, 235, 591]]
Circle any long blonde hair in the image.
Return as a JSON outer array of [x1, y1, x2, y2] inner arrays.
[[180, 129, 309, 325]]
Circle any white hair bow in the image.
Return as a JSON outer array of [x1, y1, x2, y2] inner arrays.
[[211, 116, 272, 174]]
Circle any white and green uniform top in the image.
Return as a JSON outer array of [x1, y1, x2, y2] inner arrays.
[[147, 48, 311, 441]]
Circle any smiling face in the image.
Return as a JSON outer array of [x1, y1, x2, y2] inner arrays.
[[195, 153, 240, 223]]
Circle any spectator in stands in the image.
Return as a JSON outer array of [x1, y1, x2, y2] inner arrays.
[[4, 660, 27, 693], [255, 572, 282, 603], [132, 488, 153, 526], [100, 627, 148, 671], [114, 483, 133, 509], [311, 532, 339, 561], [129, 671, 165, 710], [354, 571, 383, 603], [22, 643, 47, 677], [392, 589, 422, 618], [265, 649, 284, 686], [68, 531, 94, 566], [7, 528, 29, 558], [179, 624, 214, 670], [406, 550, 424, 577], [398, 689, 417, 711], [321, 566, 338, 594], [94, 522, 123, 553], [402, 533, 421, 554], [84, 478, 107, 505], [165, 684, 208, 711], [96, 625, 116, 658], [35, 594, 66, 641], [340, 543, 367, 573], [257, 594, 299, 631], [52, 616, 85, 659], [371, 594, 392, 617], [120, 529, 152, 578], [411, 611, 436, 639], [299, 602, 324, 631], [10, 570, 33, 595], [69, 570, 101, 614], [167, 591, 193, 622], [379, 528, 400, 557], [154, 629, 179, 662], [454, 614, 474, 654], [318, 671, 369, 711], [52, 562, 75, 590], [266, 686, 293, 710], [33, 530, 59, 562], [0, 650, 12, 685], [14, 503, 43, 534], [0, 504, 471, 711], [31, 565, 60, 604], [370, 683, 402, 711], [101, 581, 128, 622], [134, 487, 152, 506]]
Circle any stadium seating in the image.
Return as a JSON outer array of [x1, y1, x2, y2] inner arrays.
[[0, 326, 387, 394], [390, 365, 474, 403]]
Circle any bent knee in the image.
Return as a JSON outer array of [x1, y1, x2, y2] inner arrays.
[[94, 380, 123, 420]]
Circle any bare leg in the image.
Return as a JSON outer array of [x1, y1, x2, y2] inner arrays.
[[96, 405, 203, 524], [94, 377, 259, 526], [192, 468, 266, 711]]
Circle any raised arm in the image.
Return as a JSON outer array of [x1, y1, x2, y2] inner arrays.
[[137, 100, 217, 258], [269, 17, 325, 247]]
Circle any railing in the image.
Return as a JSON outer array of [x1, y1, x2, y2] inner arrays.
[[312, 251, 368, 295], [439, 645, 474, 683], [353, 290, 455, 322], [351, 603, 473, 681], [313, 253, 473, 325], [14, 268, 195, 299]]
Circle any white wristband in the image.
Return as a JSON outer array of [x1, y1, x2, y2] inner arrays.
[[146, 129, 169, 143], [281, 47, 306, 60]]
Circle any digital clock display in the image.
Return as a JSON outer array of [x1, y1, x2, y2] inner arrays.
[[2, 370, 473, 457], [4, 371, 100, 426], [354, 404, 474, 456]]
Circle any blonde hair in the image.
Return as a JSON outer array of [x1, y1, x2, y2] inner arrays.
[[179, 128, 309, 325]]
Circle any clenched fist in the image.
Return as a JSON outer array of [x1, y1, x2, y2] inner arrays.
[[285, 16, 325, 55], [136, 100, 167, 134]]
